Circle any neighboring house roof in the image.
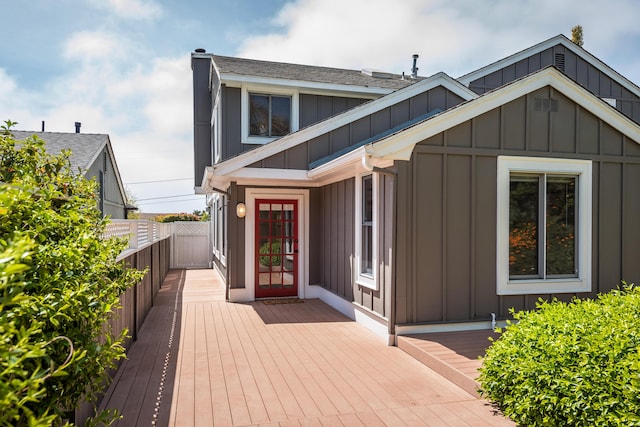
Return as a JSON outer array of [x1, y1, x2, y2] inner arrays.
[[13, 131, 110, 172], [457, 34, 640, 99], [212, 54, 420, 91], [11, 130, 130, 209]]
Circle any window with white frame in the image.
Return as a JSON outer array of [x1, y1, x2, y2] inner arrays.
[[355, 173, 378, 290], [249, 94, 291, 137], [212, 194, 227, 265], [241, 86, 299, 144], [212, 196, 219, 257], [497, 156, 592, 295], [212, 102, 221, 164]]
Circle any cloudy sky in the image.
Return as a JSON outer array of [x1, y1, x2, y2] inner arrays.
[[2, 0, 640, 213]]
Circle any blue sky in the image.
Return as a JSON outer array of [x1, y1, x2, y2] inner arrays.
[[2, 0, 640, 212]]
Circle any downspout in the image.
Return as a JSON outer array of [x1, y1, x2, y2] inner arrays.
[[362, 153, 398, 346]]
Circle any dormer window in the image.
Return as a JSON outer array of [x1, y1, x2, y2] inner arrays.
[[241, 86, 299, 145], [249, 94, 291, 137]]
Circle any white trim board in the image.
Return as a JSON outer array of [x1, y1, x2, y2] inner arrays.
[[305, 284, 390, 343], [243, 188, 310, 302]]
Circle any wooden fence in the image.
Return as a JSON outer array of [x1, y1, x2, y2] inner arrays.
[[75, 220, 172, 424]]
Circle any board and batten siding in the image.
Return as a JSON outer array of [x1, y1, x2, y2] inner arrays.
[[192, 55, 213, 188], [313, 176, 394, 318], [252, 87, 466, 170], [220, 87, 371, 162], [395, 85, 640, 325], [467, 43, 640, 125]]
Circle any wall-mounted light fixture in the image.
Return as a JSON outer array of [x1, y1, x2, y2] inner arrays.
[[236, 202, 246, 218]]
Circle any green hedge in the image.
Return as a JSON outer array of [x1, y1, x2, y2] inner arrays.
[[0, 125, 144, 425], [478, 285, 640, 426], [154, 213, 202, 222]]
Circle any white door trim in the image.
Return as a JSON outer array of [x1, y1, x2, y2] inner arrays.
[[231, 188, 309, 302]]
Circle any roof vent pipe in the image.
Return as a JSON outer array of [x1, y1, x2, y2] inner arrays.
[[411, 54, 419, 78], [75, 122, 81, 133], [41, 121, 45, 132]]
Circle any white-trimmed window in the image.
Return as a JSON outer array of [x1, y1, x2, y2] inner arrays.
[[212, 101, 221, 164], [212, 194, 227, 266], [241, 86, 299, 144], [355, 173, 378, 290], [497, 156, 592, 295]]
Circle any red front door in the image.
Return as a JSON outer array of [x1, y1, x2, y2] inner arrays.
[[255, 199, 298, 298]]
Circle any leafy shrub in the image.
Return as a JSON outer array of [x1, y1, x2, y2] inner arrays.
[[0, 126, 144, 425], [154, 213, 201, 222], [259, 239, 281, 267], [478, 285, 640, 426]]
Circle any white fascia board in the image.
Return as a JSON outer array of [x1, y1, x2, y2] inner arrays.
[[226, 168, 312, 187], [203, 149, 389, 191], [212, 73, 477, 177], [220, 73, 392, 97], [458, 35, 640, 99], [306, 147, 367, 185], [368, 68, 640, 161]]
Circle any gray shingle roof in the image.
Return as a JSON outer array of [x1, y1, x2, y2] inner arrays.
[[12, 131, 108, 172], [212, 55, 420, 90]]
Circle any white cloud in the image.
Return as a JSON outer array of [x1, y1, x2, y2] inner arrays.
[[63, 31, 129, 61], [237, 0, 640, 81], [90, 0, 163, 21]]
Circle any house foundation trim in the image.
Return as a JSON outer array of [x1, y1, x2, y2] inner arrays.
[[395, 320, 509, 336], [305, 284, 391, 344]]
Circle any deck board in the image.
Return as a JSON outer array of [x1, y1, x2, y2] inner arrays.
[[99, 269, 514, 426]]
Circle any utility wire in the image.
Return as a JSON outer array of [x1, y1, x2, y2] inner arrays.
[[126, 177, 193, 185], [136, 193, 204, 202], [137, 198, 204, 206]]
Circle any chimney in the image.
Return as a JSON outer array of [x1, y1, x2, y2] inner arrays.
[[41, 121, 45, 132], [75, 122, 81, 133], [411, 54, 419, 79]]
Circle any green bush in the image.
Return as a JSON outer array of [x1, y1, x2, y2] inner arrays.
[[478, 285, 640, 426], [154, 213, 201, 222], [0, 125, 144, 426], [259, 239, 281, 267]]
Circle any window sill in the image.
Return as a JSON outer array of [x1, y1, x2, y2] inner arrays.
[[356, 276, 378, 291], [498, 278, 590, 295], [243, 136, 278, 145]]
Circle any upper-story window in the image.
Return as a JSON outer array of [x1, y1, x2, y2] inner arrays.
[[249, 94, 291, 137], [241, 86, 299, 145]]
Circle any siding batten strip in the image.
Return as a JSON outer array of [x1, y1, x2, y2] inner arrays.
[[470, 155, 476, 320], [441, 153, 448, 322]]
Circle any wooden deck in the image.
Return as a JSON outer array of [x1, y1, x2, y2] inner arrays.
[[397, 331, 501, 398], [98, 269, 514, 426]]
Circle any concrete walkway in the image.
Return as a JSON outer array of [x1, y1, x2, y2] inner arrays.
[[99, 269, 514, 426]]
